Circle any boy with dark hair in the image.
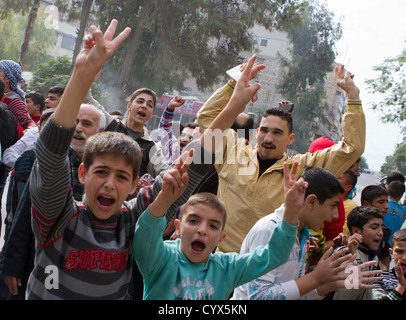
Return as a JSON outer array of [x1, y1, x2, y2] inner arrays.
[[25, 92, 45, 123], [372, 228, 406, 300], [332, 206, 384, 300], [339, 169, 358, 235], [384, 181, 406, 245], [26, 20, 211, 300], [385, 171, 405, 189], [45, 86, 64, 109], [233, 166, 380, 300], [134, 161, 305, 300], [361, 185, 391, 270]]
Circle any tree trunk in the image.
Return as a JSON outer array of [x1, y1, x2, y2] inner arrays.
[[113, 0, 153, 96], [19, 0, 41, 67], [70, 0, 94, 73]]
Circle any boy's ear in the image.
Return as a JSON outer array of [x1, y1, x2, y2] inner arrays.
[[362, 200, 371, 207], [343, 184, 354, 193], [78, 163, 86, 184], [174, 219, 181, 231], [305, 194, 317, 209], [351, 226, 362, 235], [218, 231, 226, 244]]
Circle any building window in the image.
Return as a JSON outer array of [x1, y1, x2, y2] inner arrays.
[[260, 39, 268, 47], [60, 34, 76, 51]]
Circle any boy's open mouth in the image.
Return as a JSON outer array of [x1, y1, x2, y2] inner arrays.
[[191, 241, 206, 253], [137, 111, 146, 118], [97, 195, 115, 207]]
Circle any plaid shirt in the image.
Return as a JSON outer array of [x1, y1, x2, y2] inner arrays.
[[158, 107, 179, 165]]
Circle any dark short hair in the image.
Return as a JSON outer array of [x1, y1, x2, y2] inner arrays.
[[347, 206, 383, 235], [386, 171, 405, 185], [299, 166, 343, 204], [342, 169, 358, 189], [26, 92, 46, 113], [48, 86, 65, 97], [129, 88, 157, 107], [83, 131, 142, 180], [39, 108, 56, 124], [392, 228, 406, 248], [361, 185, 388, 205], [388, 181, 405, 199], [231, 113, 254, 141], [179, 192, 227, 230], [183, 123, 198, 131], [262, 108, 293, 133]]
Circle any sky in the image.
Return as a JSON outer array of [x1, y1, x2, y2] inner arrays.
[[320, 0, 406, 172]]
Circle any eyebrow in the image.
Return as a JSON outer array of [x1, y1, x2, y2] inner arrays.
[[136, 97, 154, 105], [368, 223, 382, 228], [93, 165, 131, 177], [187, 213, 222, 225], [260, 125, 284, 133]]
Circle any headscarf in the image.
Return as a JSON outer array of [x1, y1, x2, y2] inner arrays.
[[0, 60, 26, 102]]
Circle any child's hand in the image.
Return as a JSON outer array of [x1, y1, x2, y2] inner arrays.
[[333, 232, 349, 247], [74, 19, 131, 75], [161, 148, 194, 201], [283, 162, 308, 208], [149, 149, 194, 218], [347, 233, 363, 254], [395, 259, 406, 293], [282, 162, 308, 226], [168, 96, 186, 111]]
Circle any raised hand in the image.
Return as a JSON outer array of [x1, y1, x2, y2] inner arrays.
[[149, 148, 194, 218], [168, 96, 186, 111], [334, 65, 360, 100], [54, 19, 130, 129], [284, 162, 308, 208], [230, 54, 264, 112], [282, 162, 308, 226], [74, 19, 131, 75], [161, 148, 193, 200]]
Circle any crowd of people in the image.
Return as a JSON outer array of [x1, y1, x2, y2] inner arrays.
[[0, 19, 405, 301]]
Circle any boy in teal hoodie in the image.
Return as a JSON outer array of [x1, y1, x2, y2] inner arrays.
[[134, 158, 305, 300]]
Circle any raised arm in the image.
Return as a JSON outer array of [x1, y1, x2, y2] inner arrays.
[[197, 56, 265, 132], [157, 96, 185, 164], [335, 65, 360, 100], [148, 149, 193, 218], [199, 54, 264, 154], [53, 20, 131, 129]]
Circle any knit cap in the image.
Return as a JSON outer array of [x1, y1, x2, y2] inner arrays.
[[308, 136, 334, 153], [0, 60, 25, 101]]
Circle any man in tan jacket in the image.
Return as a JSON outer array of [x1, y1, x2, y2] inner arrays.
[[197, 59, 365, 253]]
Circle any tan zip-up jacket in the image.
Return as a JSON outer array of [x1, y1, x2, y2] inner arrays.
[[197, 81, 365, 253]]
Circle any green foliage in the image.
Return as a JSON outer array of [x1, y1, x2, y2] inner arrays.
[[0, 7, 57, 70], [93, 0, 303, 103], [359, 155, 369, 171], [276, 1, 342, 153], [365, 49, 406, 134], [30, 55, 71, 94], [380, 143, 406, 175]]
